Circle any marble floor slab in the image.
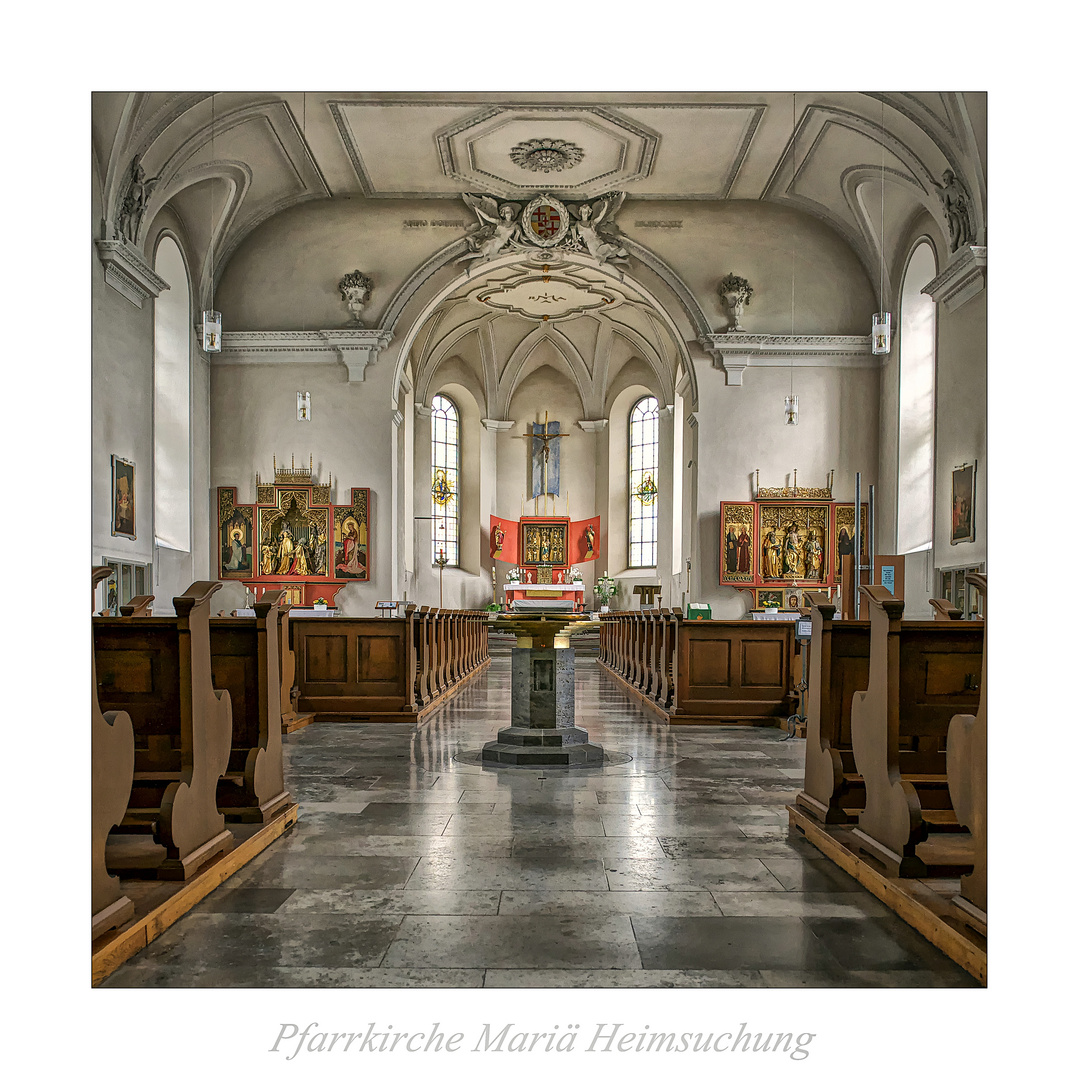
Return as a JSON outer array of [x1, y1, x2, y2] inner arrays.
[[100, 655, 978, 990]]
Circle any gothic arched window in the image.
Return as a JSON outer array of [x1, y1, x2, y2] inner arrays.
[[628, 395, 659, 569], [431, 393, 460, 567], [897, 241, 938, 554], [153, 236, 191, 553]]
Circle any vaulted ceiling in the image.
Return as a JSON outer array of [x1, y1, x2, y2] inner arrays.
[[92, 91, 987, 316]]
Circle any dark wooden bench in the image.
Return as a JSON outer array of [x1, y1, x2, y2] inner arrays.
[[91, 566, 136, 937], [209, 590, 291, 823], [850, 585, 983, 877], [94, 581, 234, 880], [795, 592, 870, 825], [946, 573, 987, 920]]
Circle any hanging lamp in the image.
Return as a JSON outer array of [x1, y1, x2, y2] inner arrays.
[[871, 97, 891, 356], [784, 92, 799, 425], [202, 92, 222, 353]]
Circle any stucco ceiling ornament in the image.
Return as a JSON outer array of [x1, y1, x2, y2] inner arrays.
[[510, 138, 585, 174], [718, 273, 753, 332], [458, 191, 630, 268], [338, 270, 374, 324]]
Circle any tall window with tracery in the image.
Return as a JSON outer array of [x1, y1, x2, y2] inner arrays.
[[431, 394, 460, 566], [628, 395, 659, 569]]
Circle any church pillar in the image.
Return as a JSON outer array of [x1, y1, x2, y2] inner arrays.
[[656, 405, 676, 607], [412, 403, 434, 607]]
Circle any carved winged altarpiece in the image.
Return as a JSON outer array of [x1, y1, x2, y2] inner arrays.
[[218, 456, 369, 607], [719, 471, 867, 608]]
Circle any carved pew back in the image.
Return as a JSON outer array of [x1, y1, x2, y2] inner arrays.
[[92, 567, 135, 938], [850, 585, 983, 877], [209, 590, 289, 823], [93, 581, 234, 879], [796, 593, 870, 824]]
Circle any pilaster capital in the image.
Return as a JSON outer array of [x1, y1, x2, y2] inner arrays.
[[318, 328, 394, 382]]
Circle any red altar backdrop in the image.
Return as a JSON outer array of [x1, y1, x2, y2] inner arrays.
[[490, 515, 600, 565], [569, 515, 601, 563], [490, 516, 519, 562]]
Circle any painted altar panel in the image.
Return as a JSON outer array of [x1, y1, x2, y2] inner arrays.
[[520, 517, 569, 568], [719, 502, 756, 585], [758, 503, 830, 586], [568, 516, 601, 563], [490, 515, 520, 563], [833, 503, 869, 584], [218, 488, 254, 579], [332, 489, 371, 581]]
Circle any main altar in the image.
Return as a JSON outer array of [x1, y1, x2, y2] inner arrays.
[[491, 514, 600, 612]]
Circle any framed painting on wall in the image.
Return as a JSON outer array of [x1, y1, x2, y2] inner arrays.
[[333, 489, 370, 580], [950, 462, 976, 544], [755, 588, 783, 609], [719, 503, 755, 584], [111, 456, 136, 540]]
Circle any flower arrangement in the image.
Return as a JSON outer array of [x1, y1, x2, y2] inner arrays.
[[569, 565, 583, 583], [718, 273, 753, 304], [313, 596, 328, 607], [593, 573, 619, 606], [506, 566, 521, 583]]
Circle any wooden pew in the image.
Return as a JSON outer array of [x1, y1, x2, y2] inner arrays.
[[929, 598, 964, 621], [120, 595, 154, 617], [947, 573, 987, 921], [278, 603, 311, 733], [850, 585, 983, 877], [209, 591, 291, 823], [795, 593, 870, 825], [94, 580, 234, 880], [91, 567, 136, 938]]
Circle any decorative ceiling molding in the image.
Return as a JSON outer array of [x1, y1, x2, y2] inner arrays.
[[510, 138, 584, 174], [95, 240, 170, 307], [217, 328, 394, 383], [699, 333, 876, 386], [921, 245, 986, 313]]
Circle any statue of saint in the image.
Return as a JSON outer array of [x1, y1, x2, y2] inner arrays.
[[762, 530, 782, 578], [804, 531, 824, 580], [782, 523, 803, 576], [275, 523, 295, 574], [931, 169, 975, 252], [585, 523, 596, 558]]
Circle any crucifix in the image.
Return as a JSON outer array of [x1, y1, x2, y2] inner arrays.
[[518, 411, 568, 516]]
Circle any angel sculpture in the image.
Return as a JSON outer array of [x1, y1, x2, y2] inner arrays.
[[570, 192, 630, 266], [458, 194, 523, 264], [931, 169, 975, 252]]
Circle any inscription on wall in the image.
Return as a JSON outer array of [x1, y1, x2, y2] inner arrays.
[[403, 220, 467, 229], [634, 220, 683, 229]]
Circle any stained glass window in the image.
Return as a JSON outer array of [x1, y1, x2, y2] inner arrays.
[[431, 394, 459, 567], [628, 395, 659, 569]]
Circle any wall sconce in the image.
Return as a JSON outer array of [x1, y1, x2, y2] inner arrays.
[[202, 309, 222, 353], [784, 394, 799, 426], [871, 311, 891, 355], [297, 391, 311, 421]]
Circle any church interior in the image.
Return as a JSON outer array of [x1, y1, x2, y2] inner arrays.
[[88, 87, 998, 1017]]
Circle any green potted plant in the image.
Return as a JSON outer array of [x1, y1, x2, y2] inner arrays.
[[593, 573, 619, 612]]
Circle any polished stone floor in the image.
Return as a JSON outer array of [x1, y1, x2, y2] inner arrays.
[[102, 653, 979, 988]]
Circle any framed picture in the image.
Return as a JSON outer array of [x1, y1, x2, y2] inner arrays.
[[333, 492, 370, 580], [950, 462, 976, 544], [111, 456, 136, 539], [784, 588, 804, 611], [755, 588, 783, 609]]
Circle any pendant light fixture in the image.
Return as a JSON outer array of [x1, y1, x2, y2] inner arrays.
[[871, 97, 891, 356], [202, 92, 222, 353], [784, 92, 799, 426]]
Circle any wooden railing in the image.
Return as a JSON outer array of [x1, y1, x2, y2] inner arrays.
[[598, 609, 796, 725]]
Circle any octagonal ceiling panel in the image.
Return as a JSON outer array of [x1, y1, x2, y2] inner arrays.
[[437, 107, 659, 198]]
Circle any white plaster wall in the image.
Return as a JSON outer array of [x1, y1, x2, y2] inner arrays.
[[693, 360, 881, 618], [209, 358, 399, 613]]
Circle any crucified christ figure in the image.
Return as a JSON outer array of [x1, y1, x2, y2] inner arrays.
[[519, 411, 568, 510]]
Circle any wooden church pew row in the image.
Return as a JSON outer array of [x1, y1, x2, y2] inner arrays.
[[795, 592, 870, 825], [278, 603, 313, 734], [850, 585, 983, 878], [94, 580, 234, 880], [91, 567, 137, 939], [119, 595, 154, 617], [929, 598, 965, 621], [209, 590, 291, 824], [946, 573, 987, 924]]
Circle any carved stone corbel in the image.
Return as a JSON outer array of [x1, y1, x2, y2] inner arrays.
[[319, 329, 393, 382]]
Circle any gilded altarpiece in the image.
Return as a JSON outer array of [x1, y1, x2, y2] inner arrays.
[[718, 482, 868, 604], [217, 460, 370, 607]]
